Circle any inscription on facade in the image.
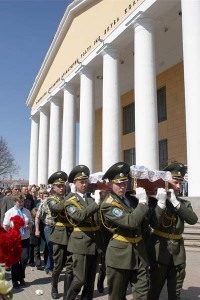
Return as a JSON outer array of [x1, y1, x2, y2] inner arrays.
[[36, 0, 142, 105]]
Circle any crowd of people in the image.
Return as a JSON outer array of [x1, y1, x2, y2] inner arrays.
[[0, 161, 198, 300]]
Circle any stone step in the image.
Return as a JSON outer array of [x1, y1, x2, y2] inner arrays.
[[183, 234, 200, 240], [184, 240, 200, 247], [185, 246, 200, 252]]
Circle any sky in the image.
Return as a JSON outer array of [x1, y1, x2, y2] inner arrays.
[[0, 0, 71, 180]]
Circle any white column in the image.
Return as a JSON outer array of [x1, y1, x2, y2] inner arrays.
[[79, 68, 95, 172], [181, 0, 200, 196], [102, 46, 121, 172], [48, 97, 61, 176], [29, 113, 39, 185], [61, 84, 76, 174], [133, 18, 159, 170], [38, 106, 49, 185]]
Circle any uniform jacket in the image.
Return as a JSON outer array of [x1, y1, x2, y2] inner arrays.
[[64, 192, 104, 255], [148, 197, 198, 266], [101, 192, 155, 270], [0, 195, 15, 225], [47, 195, 72, 245]]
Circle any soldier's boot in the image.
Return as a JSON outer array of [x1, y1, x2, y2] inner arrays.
[[97, 268, 106, 293], [65, 287, 78, 300], [81, 287, 93, 300], [63, 274, 73, 300], [51, 274, 59, 299]]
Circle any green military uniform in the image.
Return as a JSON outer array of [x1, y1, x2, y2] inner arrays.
[[101, 162, 151, 300], [148, 162, 198, 300], [64, 165, 104, 300], [47, 171, 73, 300]]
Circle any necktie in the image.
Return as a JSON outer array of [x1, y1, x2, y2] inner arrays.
[[15, 206, 25, 236], [124, 197, 131, 208]]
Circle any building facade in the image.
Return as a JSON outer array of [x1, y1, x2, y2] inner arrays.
[[26, 0, 200, 197]]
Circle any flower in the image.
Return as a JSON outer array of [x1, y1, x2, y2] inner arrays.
[[0, 266, 13, 299], [0, 216, 24, 267], [0, 215, 24, 299]]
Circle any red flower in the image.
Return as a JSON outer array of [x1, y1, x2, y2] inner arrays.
[[0, 215, 24, 267]]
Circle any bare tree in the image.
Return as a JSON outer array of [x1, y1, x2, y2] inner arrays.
[[0, 137, 19, 177]]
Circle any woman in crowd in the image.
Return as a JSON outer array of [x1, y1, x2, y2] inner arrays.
[[3, 192, 32, 289]]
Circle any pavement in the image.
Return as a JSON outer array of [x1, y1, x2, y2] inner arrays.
[[7, 250, 200, 300]]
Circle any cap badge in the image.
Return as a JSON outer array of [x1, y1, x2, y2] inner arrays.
[[120, 173, 124, 177], [117, 164, 124, 168], [82, 172, 85, 176]]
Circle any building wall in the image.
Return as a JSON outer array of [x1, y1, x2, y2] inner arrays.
[[33, 0, 144, 109], [95, 62, 187, 170]]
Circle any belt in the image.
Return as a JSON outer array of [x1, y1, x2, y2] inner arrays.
[[153, 229, 182, 240], [74, 226, 100, 232], [113, 234, 142, 244], [55, 222, 72, 227]]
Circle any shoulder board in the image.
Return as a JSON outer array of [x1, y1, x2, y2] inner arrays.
[[66, 196, 77, 203], [105, 195, 115, 204], [50, 196, 60, 202]]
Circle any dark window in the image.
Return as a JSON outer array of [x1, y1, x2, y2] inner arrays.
[[123, 102, 135, 134], [124, 148, 135, 166], [159, 139, 168, 170], [157, 86, 167, 123]]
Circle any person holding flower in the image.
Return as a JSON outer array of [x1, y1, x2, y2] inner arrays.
[[2, 193, 32, 289]]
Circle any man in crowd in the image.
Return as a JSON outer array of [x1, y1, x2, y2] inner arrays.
[[148, 162, 198, 300], [0, 182, 21, 225], [64, 165, 104, 300], [47, 171, 73, 300], [100, 162, 151, 300]]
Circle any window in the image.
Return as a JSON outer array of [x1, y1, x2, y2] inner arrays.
[[124, 148, 135, 166], [157, 86, 167, 123], [159, 139, 168, 170], [123, 102, 135, 134]]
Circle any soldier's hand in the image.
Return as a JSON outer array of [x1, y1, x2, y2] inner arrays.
[[94, 190, 101, 205], [156, 188, 167, 209], [136, 187, 148, 205], [169, 189, 180, 208], [91, 190, 101, 205]]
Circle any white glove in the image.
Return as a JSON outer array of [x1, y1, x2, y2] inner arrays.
[[70, 183, 76, 193], [156, 188, 167, 209], [91, 190, 101, 205], [169, 189, 180, 208], [136, 187, 148, 205]]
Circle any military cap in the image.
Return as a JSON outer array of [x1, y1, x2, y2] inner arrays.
[[163, 162, 186, 181], [102, 162, 130, 183], [68, 165, 90, 183], [48, 171, 68, 185]]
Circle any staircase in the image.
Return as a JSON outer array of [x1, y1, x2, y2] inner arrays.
[[183, 221, 200, 252]]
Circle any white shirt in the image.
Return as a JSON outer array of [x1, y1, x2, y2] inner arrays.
[[3, 206, 32, 240]]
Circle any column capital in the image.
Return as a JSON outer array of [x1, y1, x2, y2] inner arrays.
[[37, 105, 49, 115], [29, 112, 39, 121], [49, 96, 62, 106], [98, 43, 119, 59], [62, 82, 76, 94], [80, 66, 94, 78], [132, 16, 155, 31]]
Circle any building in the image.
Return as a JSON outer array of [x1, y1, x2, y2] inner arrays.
[[26, 0, 200, 196], [0, 179, 29, 189]]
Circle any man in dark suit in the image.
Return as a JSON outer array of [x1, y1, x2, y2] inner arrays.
[[0, 182, 21, 225], [100, 162, 151, 300], [47, 171, 73, 299], [148, 162, 198, 300], [64, 165, 104, 300]]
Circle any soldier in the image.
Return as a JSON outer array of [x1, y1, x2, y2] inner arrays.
[[148, 162, 198, 300], [64, 165, 104, 300], [47, 171, 73, 299], [100, 162, 150, 300]]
